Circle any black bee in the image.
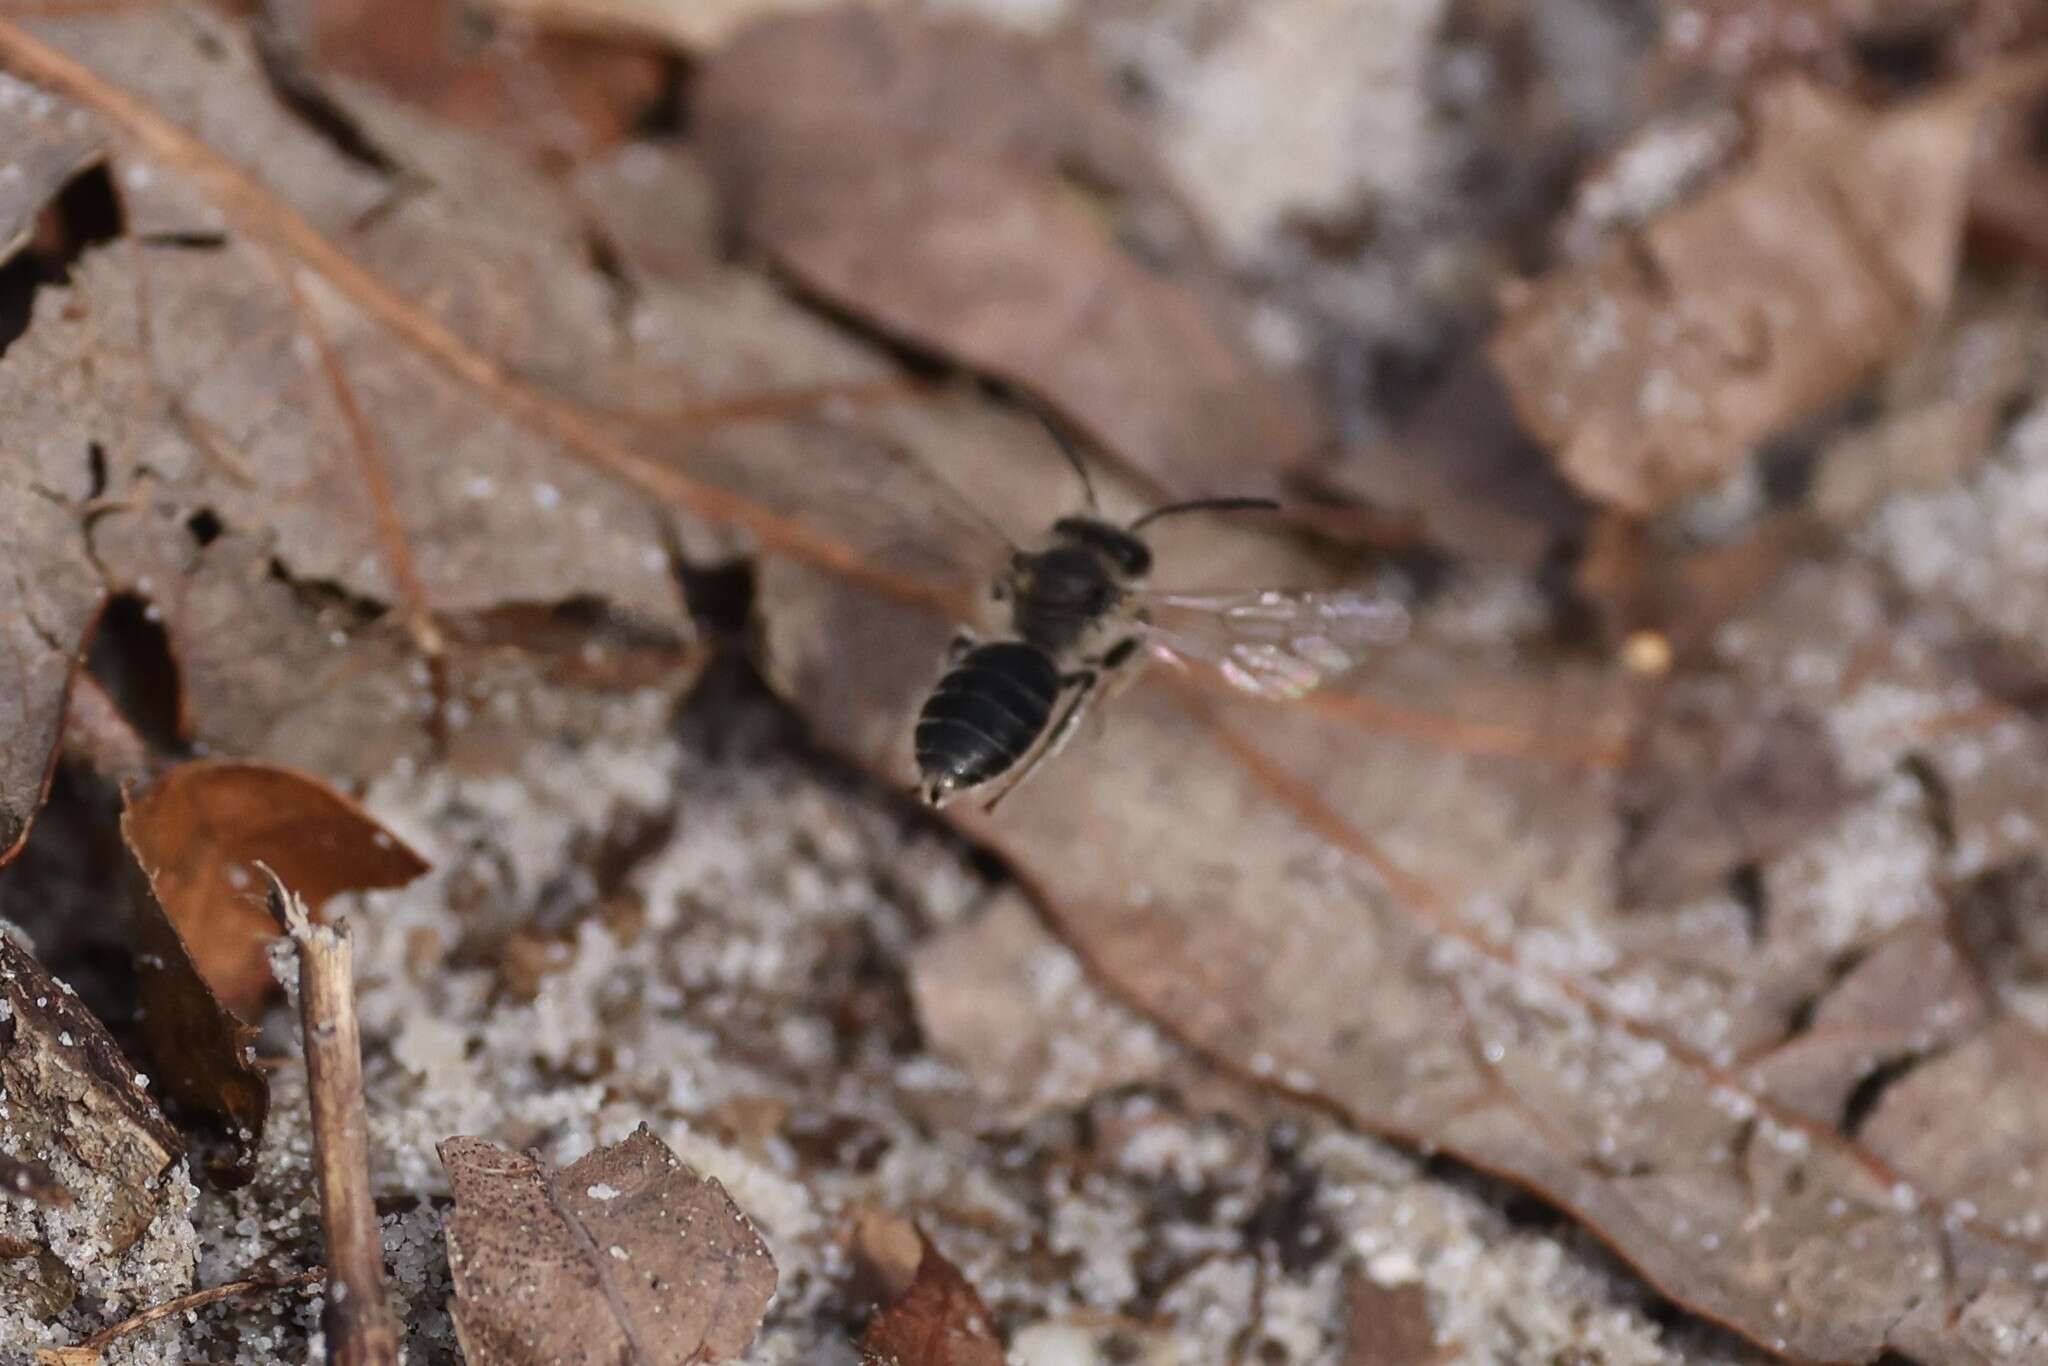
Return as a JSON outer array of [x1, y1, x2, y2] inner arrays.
[[915, 424, 1407, 809]]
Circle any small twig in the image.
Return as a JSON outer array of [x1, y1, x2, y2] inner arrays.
[[262, 867, 401, 1366], [34, 1267, 323, 1365]]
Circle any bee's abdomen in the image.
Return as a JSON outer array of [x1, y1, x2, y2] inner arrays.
[[915, 642, 1060, 794]]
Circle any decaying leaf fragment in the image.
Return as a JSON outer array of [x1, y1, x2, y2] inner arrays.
[[118, 760, 425, 1177], [856, 1224, 1003, 1366], [0, 928, 187, 1323], [440, 1128, 776, 1365], [1491, 59, 2048, 514], [0, 80, 106, 868], [696, 6, 1322, 495]]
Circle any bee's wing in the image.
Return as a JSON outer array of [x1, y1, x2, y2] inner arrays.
[[1133, 587, 1410, 700]]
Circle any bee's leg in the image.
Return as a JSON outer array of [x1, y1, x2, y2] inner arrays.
[[984, 669, 1098, 812]]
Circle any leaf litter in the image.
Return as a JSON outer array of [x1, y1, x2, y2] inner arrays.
[[3, 1, 2048, 1363], [440, 1127, 775, 1364]]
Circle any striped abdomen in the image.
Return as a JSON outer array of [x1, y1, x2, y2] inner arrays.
[[915, 642, 1059, 804]]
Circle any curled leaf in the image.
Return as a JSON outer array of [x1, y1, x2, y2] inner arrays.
[[119, 759, 425, 1178]]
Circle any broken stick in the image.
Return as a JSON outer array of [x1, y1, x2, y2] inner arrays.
[[34, 1268, 323, 1366], [264, 868, 401, 1366]]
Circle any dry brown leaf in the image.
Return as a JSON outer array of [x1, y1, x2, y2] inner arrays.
[[439, 1127, 776, 1365], [0, 89, 107, 867], [858, 1230, 1004, 1366], [1490, 60, 2048, 515], [277, 0, 668, 162], [8, 7, 2048, 1358], [122, 759, 427, 1016], [0, 928, 184, 1323], [0, 461, 101, 870], [114, 759, 423, 1179], [695, 7, 1322, 497], [1342, 1271, 1440, 1366], [0, 10, 708, 792]]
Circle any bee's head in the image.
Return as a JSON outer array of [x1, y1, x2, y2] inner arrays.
[[1050, 516, 1152, 580]]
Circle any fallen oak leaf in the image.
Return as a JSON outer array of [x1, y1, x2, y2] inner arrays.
[[439, 1127, 776, 1365], [696, 7, 1324, 498], [1490, 57, 2048, 515], [0, 87, 117, 849], [0, 463, 101, 870], [0, 75, 107, 867], [119, 759, 425, 1180]]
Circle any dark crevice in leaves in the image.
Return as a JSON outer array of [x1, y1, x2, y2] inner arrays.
[[0, 163, 125, 359], [85, 592, 185, 758], [583, 222, 638, 340], [1781, 990, 1823, 1044], [1729, 863, 1767, 944], [755, 263, 957, 383], [85, 441, 108, 500], [185, 507, 223, 546], [1899, 752, 1955, 851], [250, 27, 403, 180], [0, 764, 142, 1043], [675, 557, 754, 640], [1840, 1052, 1929, 1139], [265, 556, 391, 624], [1854, 24, 1947, 94], [137, 230, 229, 251], [630, 55, 693, 140]]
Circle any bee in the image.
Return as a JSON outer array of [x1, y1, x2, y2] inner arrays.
[[915, 422, 1408, 809]]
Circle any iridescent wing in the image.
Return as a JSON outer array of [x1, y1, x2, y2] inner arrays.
[[1134, 587, 1410, 699]]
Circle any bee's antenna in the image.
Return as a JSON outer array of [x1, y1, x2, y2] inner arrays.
[[1128, 496, 1280, 532], [1036, 413, 1101, 513]]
